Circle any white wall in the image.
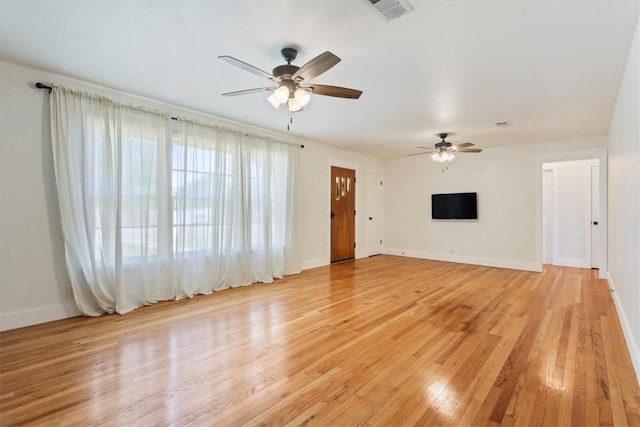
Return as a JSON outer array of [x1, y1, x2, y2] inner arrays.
[[608, 18, 640, 380], [0, 60, 382, 330], [383, 136, 607, 272], [0, 63, 80, 330], [299, 145, 383, 269]]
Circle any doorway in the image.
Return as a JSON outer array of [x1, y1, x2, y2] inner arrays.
[[541, 159, 600, 269], [331, 166, 356, 263]]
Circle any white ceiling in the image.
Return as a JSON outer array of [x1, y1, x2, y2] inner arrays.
[[1, 1, 638, 158]]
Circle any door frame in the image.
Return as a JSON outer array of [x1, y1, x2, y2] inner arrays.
[[328, 159, 359, 262], [367, 166, 384, 256], [542, 159, 598, 268], [535, 148, 607, 278], [590, 163, 600, 269], [542, 166, 556, 264]]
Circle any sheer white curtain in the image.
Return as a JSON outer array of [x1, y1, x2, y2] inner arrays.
[[172, 122, 300, 296], [50, 86, 300, 316]]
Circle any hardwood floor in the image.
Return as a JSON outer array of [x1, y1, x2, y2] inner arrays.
[[1, 255, 639, 426]]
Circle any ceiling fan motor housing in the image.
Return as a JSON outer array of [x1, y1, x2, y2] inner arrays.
[[435, 133, 452, 150], [272, 64, 300, 80], [273, 48, 302, 99]]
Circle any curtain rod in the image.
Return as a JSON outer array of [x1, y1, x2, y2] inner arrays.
[[34, 82, 305, 148], [35, 82, 53, 93]]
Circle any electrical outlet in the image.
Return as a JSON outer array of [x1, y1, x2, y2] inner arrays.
[[65, 286, 74, 299]]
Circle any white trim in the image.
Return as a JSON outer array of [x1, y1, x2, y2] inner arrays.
[[536, 148, 608, 164], [583, 162, 592, 268], [356, 250, 369, 260], [542, 166, 555, 264], [535, 148, 608, 277], [328, 158, 358, 171], [549, 163, 561, 266], [302, 257, 329, 271], [607, 273, 640, 384], [0, 303, 81, 331], [581, 159, 599, 270], [554, 257, 589, 268], [597, 157, 608, 280], [367, 168, 384, 257], [301, 250, 367, 271], [588, 163, 600, 269], [382, 248, 540, 272]]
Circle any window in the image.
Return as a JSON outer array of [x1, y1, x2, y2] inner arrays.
[[50, 85, 300, 314], [172, 141, 234, 253]]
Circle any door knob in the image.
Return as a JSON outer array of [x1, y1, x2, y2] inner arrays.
[[593, 221, 598, 225]]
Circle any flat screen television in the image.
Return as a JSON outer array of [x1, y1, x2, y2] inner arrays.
[[431, 192, 477, 219]]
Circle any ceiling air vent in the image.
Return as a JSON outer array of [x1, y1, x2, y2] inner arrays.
[[363, 0, 414, 21]]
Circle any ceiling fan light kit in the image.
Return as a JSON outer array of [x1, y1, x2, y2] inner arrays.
[[431, 151, 454, 163], [287, 96, 302, 112], [409, 133, 483, 162], [274, 86, 290, 104], [294, 88, 311, 106], [219, 47, 362, 114]]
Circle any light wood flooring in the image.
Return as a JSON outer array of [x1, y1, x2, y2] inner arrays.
[[1, 255, 639, 426]]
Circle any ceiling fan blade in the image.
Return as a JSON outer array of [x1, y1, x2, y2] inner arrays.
[[218, 55, 279, 82], [305, 84, 362, 99], [221, 87, 276, 97], [456, 148, 483, 153], [292, 51, 341, 82], [406, 152, 431, 156], [416, 146, 434, 150], [454, 142, 474, 149]]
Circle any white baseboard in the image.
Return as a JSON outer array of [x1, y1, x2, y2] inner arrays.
[[607, 273, 640, 384], [302, 257, 329, 271], [302, 250, 370, 271], [0, 302, 81, 332], [554, 257, 589, 268], [382, 248, 541, 272]]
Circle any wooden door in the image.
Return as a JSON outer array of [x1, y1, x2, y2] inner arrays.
[[331, 166, 355, 262]]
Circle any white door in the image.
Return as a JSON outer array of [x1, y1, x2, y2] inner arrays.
[[367, 171, 383, 256], [590, 165, 600, 268], [542, 169, 554, 264]]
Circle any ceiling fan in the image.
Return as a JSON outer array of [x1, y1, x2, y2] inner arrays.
[[218, 47, 362, 113], [409, 133, 483, 162]]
